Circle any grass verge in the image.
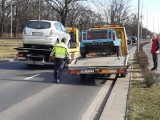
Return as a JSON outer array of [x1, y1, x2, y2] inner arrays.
[[128, 58, 160, 120], [0, 39, 22, 59]]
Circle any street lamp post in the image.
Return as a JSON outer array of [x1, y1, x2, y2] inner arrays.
[[140, 0, 143, 43], [142, 5, 148, 40], [150, 14, 155, 33], [38, 0, 40, 20], [137, 0, 140, 52], [156, 19, 159, 34], [11, 2, 13, 38], [146, 6, 148, 39], [153, 15, 154, 32]]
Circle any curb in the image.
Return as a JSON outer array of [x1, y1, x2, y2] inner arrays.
[[0, 60, 9, 63], [0, 58, 14, 63]]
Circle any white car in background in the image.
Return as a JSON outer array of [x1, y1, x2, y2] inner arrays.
[[23, 20, 70, 48]]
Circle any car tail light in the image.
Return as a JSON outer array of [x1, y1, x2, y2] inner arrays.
[[79, 36, 82, 42], [117, 68, 126, 73], [87, 35, 91, 39], [68, 70, 77, 74], [17, 53, 24, 57], [104, 34, 107, 38]]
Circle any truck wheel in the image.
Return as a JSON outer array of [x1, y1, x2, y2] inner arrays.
[[81, 52, 86, 58], [27, 64, 36, 68], [121, 73, 126, 77], [80, 74, 87, 83], [80, 74, 87, 79], [23, 44, 30, 48]]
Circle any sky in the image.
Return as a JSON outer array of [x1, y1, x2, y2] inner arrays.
[[88, 0, 160, 33], [131, 0, 160, 33]]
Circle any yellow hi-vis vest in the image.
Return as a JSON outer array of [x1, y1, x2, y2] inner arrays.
[[52, 42, 69, 59]]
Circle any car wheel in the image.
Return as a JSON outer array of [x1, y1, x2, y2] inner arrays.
[[81, 52, 86, 58], [121, 73, 126, 77]]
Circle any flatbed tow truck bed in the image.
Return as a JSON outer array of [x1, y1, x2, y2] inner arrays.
[[14, 47, 52, 51], [68, 55, 129, 77], [70, 56, 127, 68]]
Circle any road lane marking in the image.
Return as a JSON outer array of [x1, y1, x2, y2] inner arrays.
[[24, 74, 40, 80], [0, 84, 62, 120]]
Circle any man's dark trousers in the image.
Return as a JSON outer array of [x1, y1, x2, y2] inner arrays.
[[54, 58, 65, 81], [152, 53, 158, 69]]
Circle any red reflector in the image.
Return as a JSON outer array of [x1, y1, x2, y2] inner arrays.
[[80, 36, 82, 42], [87, 35, 91, 39], [17, 54, 24, 57], [117, 68, 126, 73], [104, 34, 107, 38], [68, 70, 77, 74]]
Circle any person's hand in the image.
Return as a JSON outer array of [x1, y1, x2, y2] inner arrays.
[[66, 59, 72, 64], [49, 56, 55, 60]]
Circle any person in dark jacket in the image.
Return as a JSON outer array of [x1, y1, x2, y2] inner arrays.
[[150, 34, 159, 70]]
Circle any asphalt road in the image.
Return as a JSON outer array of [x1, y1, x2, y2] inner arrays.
[[0, 62, 107, 120], [0, 45, 134, 120]]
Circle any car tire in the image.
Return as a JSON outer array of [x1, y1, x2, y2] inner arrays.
[[121, 73, 126, 77], [81, 52, 86, 58]]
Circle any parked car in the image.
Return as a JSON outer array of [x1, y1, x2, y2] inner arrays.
[[22, 20, 71, 48], [127, 36, 137, 45]]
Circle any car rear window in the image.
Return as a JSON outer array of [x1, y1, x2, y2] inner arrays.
[[86, 30, 108, 40], [26, 21, 51, 29]]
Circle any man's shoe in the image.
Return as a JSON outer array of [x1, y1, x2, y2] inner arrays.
[[150, 67, 157, 70], [56, 79, 60, 83]]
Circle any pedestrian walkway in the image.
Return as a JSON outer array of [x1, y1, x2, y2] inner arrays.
[[100, 43, 160, 120], [99, 48, 136, 120], [143, 43, 160, 78]]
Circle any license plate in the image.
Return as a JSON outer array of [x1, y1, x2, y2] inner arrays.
[[109, 69, 117, 73], [80, 69, 94, 73], [32, 32, 43, 36]]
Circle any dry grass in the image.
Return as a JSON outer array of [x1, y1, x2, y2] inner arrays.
[[128, 58, 160, 120], [0, 39, 22, 59]]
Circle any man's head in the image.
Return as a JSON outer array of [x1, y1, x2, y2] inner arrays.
[[153, 33, 157, 39], [61, 38, 66, 43]]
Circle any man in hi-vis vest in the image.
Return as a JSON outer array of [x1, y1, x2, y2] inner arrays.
[[51, 38, 69, 83]]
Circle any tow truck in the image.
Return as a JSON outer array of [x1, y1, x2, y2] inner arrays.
[[68, 25, 129, 79], [14, 27, 80, 66]]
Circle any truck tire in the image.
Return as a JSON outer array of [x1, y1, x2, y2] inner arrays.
[[80, 74, 87, 83], [80, 74, 87, 79], [121, 73, 126, 77], [27, 64, 36, 68], [23, 44, 30, 48], [81, 52, 86, 58]]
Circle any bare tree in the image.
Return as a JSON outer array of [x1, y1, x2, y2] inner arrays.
[[0, 0, 11, 37], [45, 0, 87, 26], [107, 0, 130, 25], [0, 0, 151, 38]]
